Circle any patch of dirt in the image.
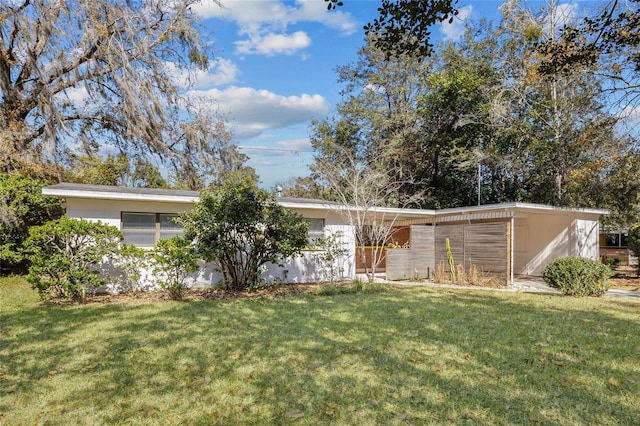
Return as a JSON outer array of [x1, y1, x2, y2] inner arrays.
[[609, 265, 640, 291], [80, 283, 323, 306]]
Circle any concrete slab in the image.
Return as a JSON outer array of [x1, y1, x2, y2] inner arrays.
[[373, 273, 639, 299]]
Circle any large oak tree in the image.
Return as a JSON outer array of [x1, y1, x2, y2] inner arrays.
[[0, 0, 247, 188]]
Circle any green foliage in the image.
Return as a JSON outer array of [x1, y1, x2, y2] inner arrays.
[[151, 236, 200, 300], [538, 0, 639, 85], [626, 223, 640, 258], [0, 173, 64, 273], [312, 231, 350, 284], [110, 244, 148, 294], [566, 151, 640, 230], [446, 238, 456, 284], [23, 217, 122, 302], [362, 0, 459, 58], [542, 256, 612, 297], [183, 183, 309, 291], [627, 223, 640, 275], [600, 256, 621, 270], [68, 154, 169, 188], [306, 3, 629, 212]]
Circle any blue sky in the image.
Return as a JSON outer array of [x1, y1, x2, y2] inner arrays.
[[187, 0, 582, 188]]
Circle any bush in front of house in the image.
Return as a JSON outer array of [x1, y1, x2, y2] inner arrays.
[[542, 256, 612, 297], [151, 236, 200, 300], [0, 173, 64, 274], [23, 217, 122, 302], [110, 244, 149, 295], [182, 183, 309, 291]]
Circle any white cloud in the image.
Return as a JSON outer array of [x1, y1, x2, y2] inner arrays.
[[542, 2, 581, 36], [205, 58, 240, 85], [440, 5, 473, 41], [616, 104, 640, 129], [191, 86, 330, 139], [240, 138, 312, 158], [193, 0, 356, 57], [194, 0, 356, 34], [236, 31, 311, 56], [277, 138, 312, 152], [166, 58, 239, 89]]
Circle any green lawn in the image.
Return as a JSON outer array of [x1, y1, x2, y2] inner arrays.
[[1, 277, 639, 425]]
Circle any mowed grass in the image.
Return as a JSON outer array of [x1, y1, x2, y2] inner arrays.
[[1, 277, 639, 425]]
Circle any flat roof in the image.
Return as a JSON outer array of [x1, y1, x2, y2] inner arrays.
[[43, 183, 200, 204], [42, 183, 343, 208], [42, 183, 609, 217]]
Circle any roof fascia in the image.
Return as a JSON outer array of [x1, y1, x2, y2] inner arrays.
[[436, 202, 609, 217], [42, 187, 198, 204]]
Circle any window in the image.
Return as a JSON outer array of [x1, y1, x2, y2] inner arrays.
[[605, 233, 620, 247], [601, 231, 629, 248], [121, 212, 183, 247], [621, 233, 629, 247], [305, 218, 325, 245]]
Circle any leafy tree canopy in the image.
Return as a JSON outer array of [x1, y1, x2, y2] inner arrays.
[[301, 0, 639, 224], [327, 0, 459, 57], [627, 222, 640, 274], [67, 154, 169, 188]]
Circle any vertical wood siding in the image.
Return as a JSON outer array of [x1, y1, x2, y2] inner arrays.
[[386, 225, 435, 280], [435, 222, 509, 275]]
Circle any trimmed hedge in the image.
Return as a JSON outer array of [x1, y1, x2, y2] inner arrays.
[[542, 256, 612, 297]]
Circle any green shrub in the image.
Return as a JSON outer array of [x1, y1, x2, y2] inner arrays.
[[151, 236, 200, 300], [0, 173, 64, 273], [600, 256, 621, 269], [24, 217, 122, 302], [110, 244, 148, 294], [628, 223, 640, 275], [542, 256, 612, 297], [182, 183, 308, 291]]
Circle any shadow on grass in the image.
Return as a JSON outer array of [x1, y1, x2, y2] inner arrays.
[[1, 286, 639, 424]]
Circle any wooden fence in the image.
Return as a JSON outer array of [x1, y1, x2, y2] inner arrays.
[[386, 222, 510, 283], [435, 222, 510, 275], [386, 225, 435, 280]]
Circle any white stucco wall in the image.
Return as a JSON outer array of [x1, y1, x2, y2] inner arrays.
[[65, 198, 193, 227], [514, 211, 601, 276], [65, 197, 356, 290]]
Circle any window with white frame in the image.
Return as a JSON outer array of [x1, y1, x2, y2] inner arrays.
[[305, 218, 325, 246], [121, 212, 183, 247]]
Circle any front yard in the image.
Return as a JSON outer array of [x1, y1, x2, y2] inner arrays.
[[1, 276, 639, 424]]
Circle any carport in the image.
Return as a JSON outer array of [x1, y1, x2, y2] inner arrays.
[[385, 203, 607, 285]]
